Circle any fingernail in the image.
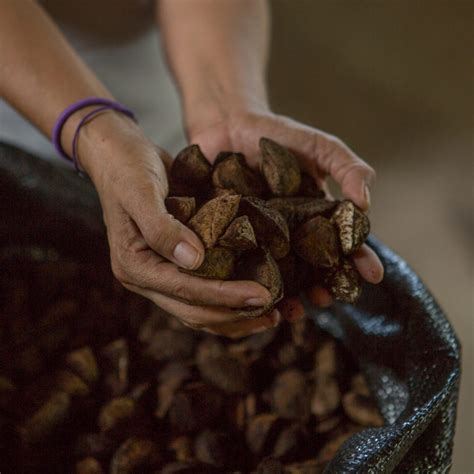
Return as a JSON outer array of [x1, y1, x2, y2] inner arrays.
[[245, 297, 268, 307], [173, 242, 200, 269], [363, 184, 371, 208]]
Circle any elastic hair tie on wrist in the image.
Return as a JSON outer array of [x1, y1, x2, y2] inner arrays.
[[52, 97, 136, 174]]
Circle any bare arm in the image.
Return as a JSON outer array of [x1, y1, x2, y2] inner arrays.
[[0, 0, 274, 335], [158, 0, 270, 135]]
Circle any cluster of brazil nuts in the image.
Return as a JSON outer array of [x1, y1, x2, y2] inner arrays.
[[165, 138, 370, 316]]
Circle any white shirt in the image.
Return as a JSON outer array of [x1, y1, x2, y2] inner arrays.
[[0, 3, 186, 165]]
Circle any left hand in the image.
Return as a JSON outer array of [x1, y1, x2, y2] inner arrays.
[[187, 110, 384, 326]]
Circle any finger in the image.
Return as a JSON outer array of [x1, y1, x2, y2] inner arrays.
[[307, 286, 333, 307], [125, 283, 264, 327], [124, 253, 272, 308], [296, 130, 375, 211], [352, 244, 384, 284], [129, 194, 205, 270], [204, 309, 281, 339]]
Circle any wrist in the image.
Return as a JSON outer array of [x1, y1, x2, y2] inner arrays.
[[183, 83, 270, 138], [68, 111, 164, 195]]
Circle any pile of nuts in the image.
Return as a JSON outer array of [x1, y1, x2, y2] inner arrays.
[[166, 138, 370, 316], [0, 305, 383, 473]]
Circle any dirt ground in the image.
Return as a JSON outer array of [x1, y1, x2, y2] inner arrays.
[[269, 1, 473, 472]]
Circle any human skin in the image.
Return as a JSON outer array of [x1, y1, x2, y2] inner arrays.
[[0, 0, 382, 338]]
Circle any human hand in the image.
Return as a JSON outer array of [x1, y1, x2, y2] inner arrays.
[[78, 112, 280, 337], [187, 109, 384, 322]]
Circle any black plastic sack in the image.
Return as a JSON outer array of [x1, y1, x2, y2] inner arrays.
[[0, 143, 460, 472]]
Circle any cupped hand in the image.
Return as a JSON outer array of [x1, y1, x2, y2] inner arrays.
[[188, 110, 384, 322], [79, 113, 279, 338]]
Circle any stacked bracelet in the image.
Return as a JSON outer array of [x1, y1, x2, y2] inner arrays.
[[52, 97, 136, 174]]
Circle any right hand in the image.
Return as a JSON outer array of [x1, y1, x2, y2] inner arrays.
[[78, 112, 279, 338]]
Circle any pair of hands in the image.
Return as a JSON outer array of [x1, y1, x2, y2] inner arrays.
[[82, 110, 383, 338]]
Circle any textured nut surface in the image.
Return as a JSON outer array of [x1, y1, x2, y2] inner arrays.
[[212, 152, 266, 197], [293, 216, 340, 268], [218, 215, 258, 250], [324, 259, 362, 303], [165, 197, 196, 224], [268, 197, 337, 229], [260, 137, 301, 196], [170, 144, 211, 193], [188, 194, 241, 248], [239, 197, 290, 259], [182, 247, 235, 280], [331, 200, 370, 255], [235, 248, 283, 319]]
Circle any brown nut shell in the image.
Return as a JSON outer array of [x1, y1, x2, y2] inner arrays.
[[239, 197, 290, 260], [268, 197, 337, 230], [18, 391, 71, 443], [330, 200, 370, 255], [234, 248, 283, 319], [270, 369, 311, 421], [65, 346, 99, 385], [293, 216, 340, 268], [212, 152, 266, 197], [170, 144, 211, 194], [259, 137, 301, 196], [324, 259, 362, 303], [188, 194, 240, 248], [196, 341, 251, 393], [110, 437, 161, 474], [98, 397, 136, 434], [182, 247, 235, 280], [75, 457, 104, 474], [165, 197, 196, 224], [218, 215, 258, 250], [298, 172, 326, 198]]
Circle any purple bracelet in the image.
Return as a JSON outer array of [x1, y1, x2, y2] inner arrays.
[[52, 97, 136, 173]]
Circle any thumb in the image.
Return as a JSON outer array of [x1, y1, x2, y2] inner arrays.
[[132, 196, 205, 270]]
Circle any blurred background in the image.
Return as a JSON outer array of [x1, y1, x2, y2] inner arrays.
[[267, 1, 472, 471]]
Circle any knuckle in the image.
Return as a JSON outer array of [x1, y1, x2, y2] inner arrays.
[[110, 257, 128, 283], [170, 279, 193, 302]]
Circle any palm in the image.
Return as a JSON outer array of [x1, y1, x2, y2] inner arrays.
[[188, 111, 384, 312]]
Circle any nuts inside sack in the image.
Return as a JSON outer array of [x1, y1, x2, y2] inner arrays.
[[0, 303, 384, 473]]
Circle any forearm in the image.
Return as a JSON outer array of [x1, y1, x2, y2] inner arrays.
[[158, 0, 270, 134], [0, 0, 147, 182]]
